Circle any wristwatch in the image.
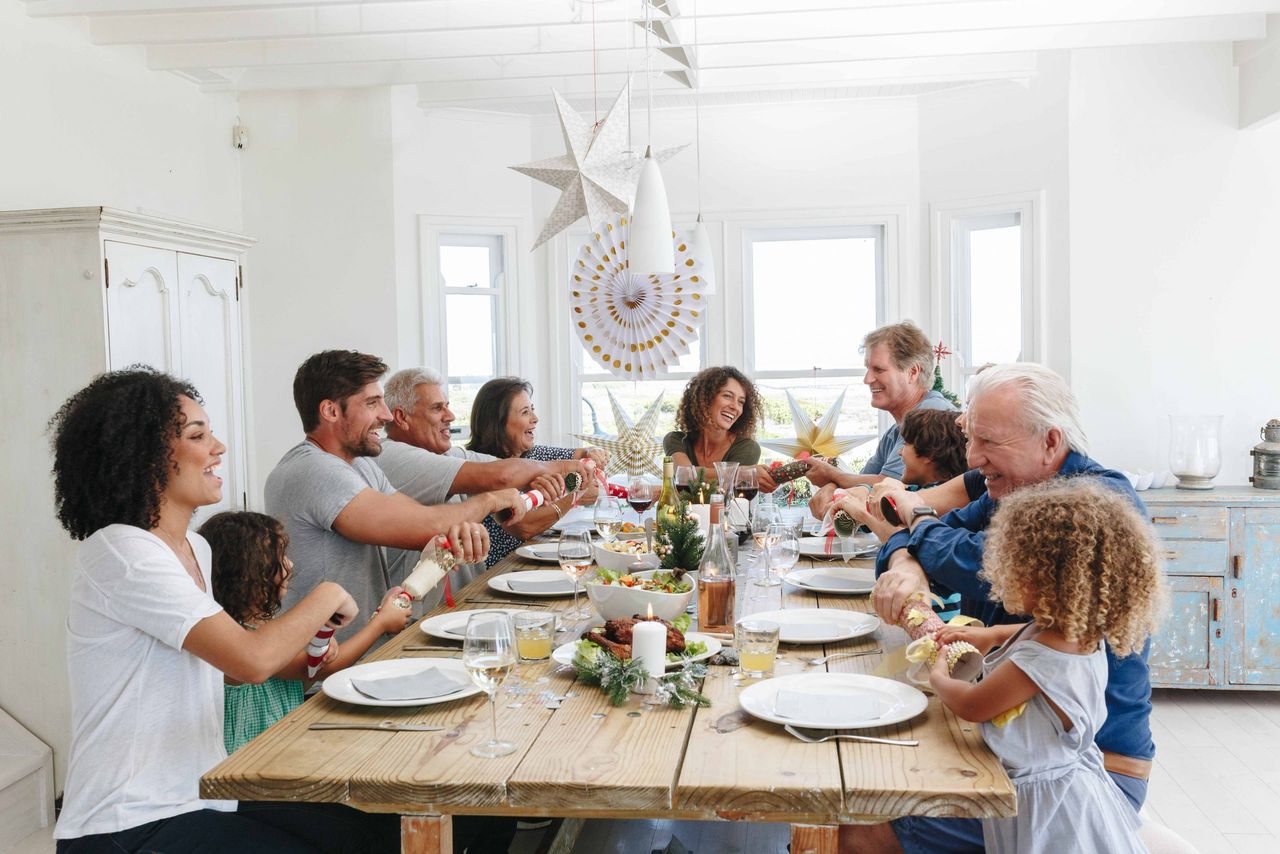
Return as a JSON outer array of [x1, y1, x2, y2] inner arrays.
[[909, 506, 939, 530]]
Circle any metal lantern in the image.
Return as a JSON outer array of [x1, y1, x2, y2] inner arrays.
[[1250, 419, 1280, 489]]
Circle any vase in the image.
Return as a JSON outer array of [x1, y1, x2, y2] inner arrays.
[[1169, 415, 1222, 490]]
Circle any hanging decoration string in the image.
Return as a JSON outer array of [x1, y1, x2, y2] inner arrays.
[[694, 0, 702, 213], [591, 0, 598, 126], [645, 0, 653, 147]]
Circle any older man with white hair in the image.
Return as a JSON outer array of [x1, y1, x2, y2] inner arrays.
[[834, 363, 1154, 854]]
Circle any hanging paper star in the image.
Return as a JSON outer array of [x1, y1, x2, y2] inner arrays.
[[757, 390, 877, 460], [510, 84, 686, 248], [573, 390, 665, 479]]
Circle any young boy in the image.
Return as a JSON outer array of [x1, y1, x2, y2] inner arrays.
[[899, 407, 969, 619]]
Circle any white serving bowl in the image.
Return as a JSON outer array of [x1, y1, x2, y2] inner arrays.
[[593, 540, 660, 573], [585, 569, 693, 622]]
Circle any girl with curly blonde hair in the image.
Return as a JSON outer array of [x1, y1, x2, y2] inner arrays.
[[929, 479, 1165, 853]]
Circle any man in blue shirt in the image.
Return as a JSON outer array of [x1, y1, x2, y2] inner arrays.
[[837, 363, 1154, 854]]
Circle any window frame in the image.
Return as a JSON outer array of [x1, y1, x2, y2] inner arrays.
[[932, 193, 1042, 390]]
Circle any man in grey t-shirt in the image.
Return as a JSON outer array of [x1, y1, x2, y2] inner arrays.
[[377, 368, 591, 607], [265, 351, 527, 641]]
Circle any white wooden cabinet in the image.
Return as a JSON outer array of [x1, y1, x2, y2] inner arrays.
[[0, 207, 254, 793]]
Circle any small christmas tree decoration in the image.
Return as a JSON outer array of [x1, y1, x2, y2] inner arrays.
[[931, 341, 962, 408], [656, 498, 705, 571]]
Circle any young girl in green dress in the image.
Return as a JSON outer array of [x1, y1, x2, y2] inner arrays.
[[199, 511, 414, 753]]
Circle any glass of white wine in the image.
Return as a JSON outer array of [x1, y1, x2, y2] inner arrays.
[[769, 524, 800, 606], [463, 611, 517, 758], [558, 530, 594, 621], [593, 496, 624, 544], [752, 503, 782, 588]]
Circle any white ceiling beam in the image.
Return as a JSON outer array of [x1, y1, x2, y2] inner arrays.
[[85, 0, 1280, 47], [142, 14, 1266, 73], [1237, 13, 1280, 127]]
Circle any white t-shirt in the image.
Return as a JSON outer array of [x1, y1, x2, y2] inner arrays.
[[55, 525, 233, 840]]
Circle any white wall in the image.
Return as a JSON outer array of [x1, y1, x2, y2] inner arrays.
[[0, 5, 243, 791], [237, 88, 398, 501], [918, 52, 1072, 380], [1069, 43, 1280, 484]]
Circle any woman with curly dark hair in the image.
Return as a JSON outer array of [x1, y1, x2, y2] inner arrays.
[[199, 511, 411, 755], [49, 367, 398, 853], [663, 366, 764, 471]]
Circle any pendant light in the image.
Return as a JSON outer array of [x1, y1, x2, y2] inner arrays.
[[686, 0, 716, 294], [628, 0, 676, 276]]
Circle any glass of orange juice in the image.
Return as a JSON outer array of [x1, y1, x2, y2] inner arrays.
[[514, 612, 556, 663], [735, 619, 780, 678]]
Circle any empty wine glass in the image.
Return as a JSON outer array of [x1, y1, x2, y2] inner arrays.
[[752, 503, 782, 588], [463, 611, 517, 758], [557, 531, 594, 621], [593, 496, 623, 544], [769, 525, 800, 606]]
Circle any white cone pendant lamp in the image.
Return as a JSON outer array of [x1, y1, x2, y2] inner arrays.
[[628, 145, 675, 275], [689, 214, 716, 294]]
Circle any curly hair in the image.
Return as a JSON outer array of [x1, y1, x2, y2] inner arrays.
[[901, 408, 967, 482], [49, 367, 202, 540], [293, 350, 388, 433], [199, 511, 291, 624], [981, 479, 1166, 657], [467, 377, 533, 458], [674, 366, 761, 439]]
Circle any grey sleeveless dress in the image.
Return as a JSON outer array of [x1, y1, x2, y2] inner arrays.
[[980, 623, 1147, 853]]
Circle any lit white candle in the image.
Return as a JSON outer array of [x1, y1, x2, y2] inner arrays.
[[631, 604, 667, 694]]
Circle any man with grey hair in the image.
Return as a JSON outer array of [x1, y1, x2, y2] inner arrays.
[[806, 320, 955, 488], [376, 367, 594, 606], [833, 362, 1154, 854]]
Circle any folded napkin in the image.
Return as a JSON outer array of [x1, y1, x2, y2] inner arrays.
[[349, 666, 469, 702], [780, 621, 845, 641], [506, 577, 575, 594], [774, 688, 884, 725], [807, 574, 874, 591]]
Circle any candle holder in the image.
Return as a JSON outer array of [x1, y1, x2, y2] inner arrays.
[[697, 571, 735, 634], [1169, 415, 1222, 490]]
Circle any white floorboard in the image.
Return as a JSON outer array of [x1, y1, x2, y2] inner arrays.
[[19, 689, 1273, 853]]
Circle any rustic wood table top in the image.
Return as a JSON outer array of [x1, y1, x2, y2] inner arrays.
[[201, 541, 1014, 853]]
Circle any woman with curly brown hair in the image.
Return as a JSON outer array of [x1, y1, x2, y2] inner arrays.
[[49, 367, 397, 853], [928, 479, 1165, 854], [662, 366, 764, 472]]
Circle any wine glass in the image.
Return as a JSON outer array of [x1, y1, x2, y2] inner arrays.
[[626, 476, 656, 525], [752, 503, 782, 588], [463, 611, 517, 758], [769, 525, 800, 606], [593, 496, 623, 544], [733, 467, 759, 530], [674, 465, 697, 502], [557, 531, 594, 621]]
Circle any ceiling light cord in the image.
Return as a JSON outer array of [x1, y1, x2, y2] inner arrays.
[[694, 0, 702, 215]]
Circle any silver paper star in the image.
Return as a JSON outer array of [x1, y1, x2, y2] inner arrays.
[[757, 390, 877, 461], [511, 84, 686, 248], [573, 389, 665, 479]]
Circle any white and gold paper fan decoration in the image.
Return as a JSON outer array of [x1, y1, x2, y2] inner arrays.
[[570, 214, 708, 377]]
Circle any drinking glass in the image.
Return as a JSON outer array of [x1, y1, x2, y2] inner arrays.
[[557, 531, 594, 621], [734, 467, 759, 530], [593, 497, 623, 544], [735, 619, 780, 678], [712, 461, 739, 500], [626, 477, 657, 525], [752, 503, 782, 588], [514, 611, 556, 663], [769, 525, 800, 605], [674, 465, 697, 502], [463, 611, 517, 758]]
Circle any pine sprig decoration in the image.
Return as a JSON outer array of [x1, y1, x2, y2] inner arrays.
[[655, 498, 704, 570], [572, 644, 649, 706], [657, 661, 712, 709]]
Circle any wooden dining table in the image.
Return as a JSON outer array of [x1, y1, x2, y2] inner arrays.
[[201, 541, 1014, 854]]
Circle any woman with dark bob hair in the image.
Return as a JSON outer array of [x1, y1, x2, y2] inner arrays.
[[49, 367, 397, 853], [466, 377, 606, 565], [663, 366, 766, 471]]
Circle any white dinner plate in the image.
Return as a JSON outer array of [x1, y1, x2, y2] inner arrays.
[[786, 567, 876, 595], [550, 631, 722, 669], [738, 672, 927, 730], [746, 608, 880, 644], [419, 608, 525, 641], [514, 542, 563, 563], [321, 657, 481, 708], [487, 569, 578, 598], [798, 536, 879, 559]]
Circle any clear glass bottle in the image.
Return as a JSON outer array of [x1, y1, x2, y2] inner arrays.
[[697, 495, 735, 632]]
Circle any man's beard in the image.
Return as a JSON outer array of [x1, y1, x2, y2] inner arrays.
[[344, 430, 382, 458]]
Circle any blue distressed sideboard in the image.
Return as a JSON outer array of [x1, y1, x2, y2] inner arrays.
[[1145, 486, 1280, 689]]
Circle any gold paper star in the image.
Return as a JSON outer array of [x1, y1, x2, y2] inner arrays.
[[757, 390, 877, 460], [573, 390, 665, 479]]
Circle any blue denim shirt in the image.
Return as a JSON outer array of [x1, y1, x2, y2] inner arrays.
[[875, 451, 1155, 761]]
